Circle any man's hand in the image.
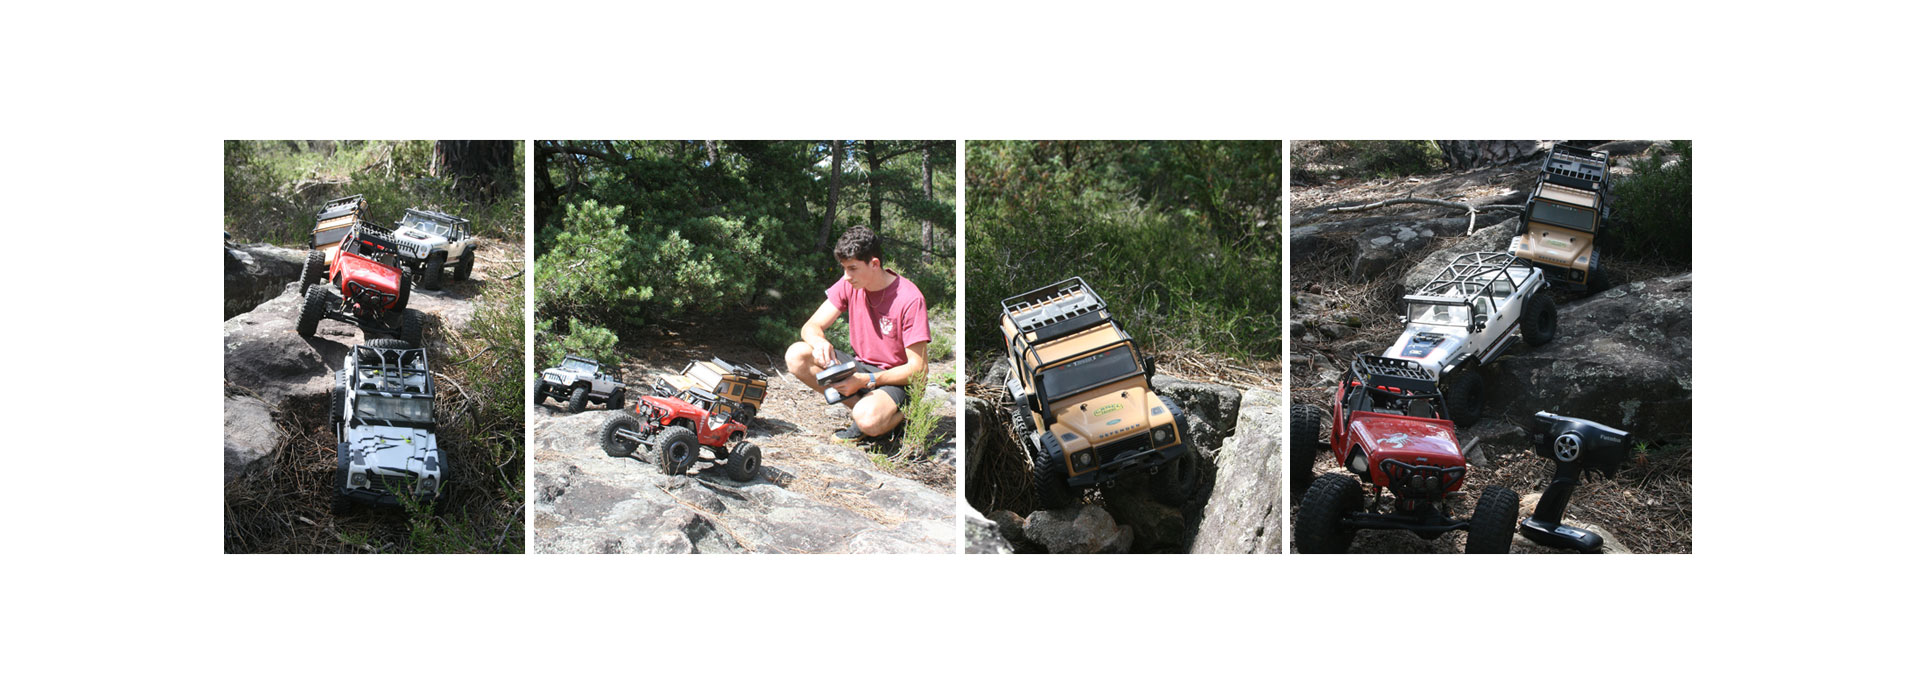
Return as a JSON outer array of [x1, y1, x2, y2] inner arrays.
[[829, 375, 866, 399], [812, 341, 836, 368]]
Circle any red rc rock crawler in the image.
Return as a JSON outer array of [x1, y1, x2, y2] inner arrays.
[[597, 370, 762, 481], [1290, 355, 1518, 554], [295, 224, 425, 346]]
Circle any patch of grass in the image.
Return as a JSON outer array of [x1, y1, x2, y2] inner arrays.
[[1609, 140, 1691, 263], [897, 372, 942, 459]]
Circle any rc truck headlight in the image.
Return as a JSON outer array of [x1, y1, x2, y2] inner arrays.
[[1150, 424, 1174, 446], [350, 471, 369, 488], [1073, 451, 1095, 471], [418, 477, 437, 495]]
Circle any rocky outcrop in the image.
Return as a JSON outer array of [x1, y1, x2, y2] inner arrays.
[[533, 409, 954, 554], [1190, 387, 1285, 554], [1439, 140, 1550, 169], [1485, 274, 1693, 441], [225, 243, 307, 319], [964, 505, 1013, 554]]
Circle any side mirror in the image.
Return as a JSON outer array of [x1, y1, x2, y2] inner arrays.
[[1472, 314, 1489, 332], [1143, 354, 1157, 382]]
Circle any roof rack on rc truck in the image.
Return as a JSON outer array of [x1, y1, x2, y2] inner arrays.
[[652, 358, 768, 424], [1289, 355, 1518, 554], [1509, 143, 1612, 293], [298, 195, 370, 293], [597, 359, 763, 482], [330, 340, 445, 512], [536, 355, 628, 413], [1388, 250, 1557, 427], [999, 277, 1199, 509]]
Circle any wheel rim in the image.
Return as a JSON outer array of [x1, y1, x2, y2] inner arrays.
[[1554, 433, 1582, 461]]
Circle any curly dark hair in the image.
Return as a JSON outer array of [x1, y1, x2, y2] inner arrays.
[[833, 225, 883, 264]]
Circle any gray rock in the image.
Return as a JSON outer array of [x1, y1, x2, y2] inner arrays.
[[224, 394, 281, 482], [1439, 140, 1550, 169], [225, 243, 307, 319], [1292, 215, 1470, 262], [1487, 274, 1693, 441], [1024, 504, 1133, 554], [532, 408, 955, 554], [223, 283, 346, 408], [964, 505, 1014, 554], [1190, 387, 1286, 554], [1150, 376, 1242, 457]]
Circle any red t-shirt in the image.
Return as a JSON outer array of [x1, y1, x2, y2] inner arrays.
[[826, 270, 930, 369]]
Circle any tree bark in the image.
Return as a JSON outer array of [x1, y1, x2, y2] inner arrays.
[[704, 140, 719, 166], [867, 140, 883, 237], [817, 140, 844, 252], [921, 141, 935, 263]]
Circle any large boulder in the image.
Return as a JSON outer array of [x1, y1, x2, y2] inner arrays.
[[1291, 215, 1470, 262], [1485, 274, 1693, 441], [223, 283, 351, 408], [224, 394, 281, 481], [1190, 387, 1286, 553], [225, 243, 307, 319], [532, 409, 955, 554], [1024, 504, 1133, 554]]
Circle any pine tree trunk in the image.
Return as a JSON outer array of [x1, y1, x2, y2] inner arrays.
[[921, 142, 935, 263], [867, 140, 883, 237], [817, 140, 844, 252]]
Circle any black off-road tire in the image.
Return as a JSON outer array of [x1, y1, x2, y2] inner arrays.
[[422, 252, 445, 290], [299, 250, 325, 292], [331, 370, 347, 428], [1445, 368, 1484, 429], [654, 425, 698, 475], [1030, 434, 1074, 510], [535, 385, 550, 406], [393, 269, 411, 311], [726, 442, 762, 482], [453, 250, 474, 280], [1584, 250, 1610, 295], [1521, 295, 1557, 346], [598, 413, 641, 457], [297, 284, 330, 338], [398, 309, 424, 347], [567, 386, 590, 413], [1296, 474, 1363, 554], [607, 390, 625, 411], [365, 338, 411, 349], [1465, 485, 1520, 554], [1290, 404, 1321, 491], [331, 443, 356, 516]]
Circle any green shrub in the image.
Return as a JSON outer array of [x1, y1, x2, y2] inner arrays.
[[1609, 141, 1692, 262], [897, 372, 943, 459], [536, 317, 620, 369]]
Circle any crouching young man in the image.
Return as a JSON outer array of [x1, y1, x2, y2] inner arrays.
[[786, 226, 930, 440]]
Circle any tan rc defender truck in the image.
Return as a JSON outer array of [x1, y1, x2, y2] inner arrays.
[[652, 358, 769, 425], [299, 195, 372, 292], [1000, 277, 1199, 509], [1509, 144, 1612, 294]]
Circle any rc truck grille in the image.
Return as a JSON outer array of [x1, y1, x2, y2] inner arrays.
[[1097, 432, 1153, 464]]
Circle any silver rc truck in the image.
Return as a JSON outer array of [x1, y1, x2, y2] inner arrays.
[[536, 355, 628, 413], [359, 208, 477, 290], [331, 340, 445, 511], [1388, 251, 1556, 427]]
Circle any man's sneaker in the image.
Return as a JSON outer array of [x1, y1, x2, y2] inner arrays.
[[834, 427, 865, 441]]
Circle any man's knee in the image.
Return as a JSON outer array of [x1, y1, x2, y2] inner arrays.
[[853, 395, 902, 435], [784, 341, 814, 371]]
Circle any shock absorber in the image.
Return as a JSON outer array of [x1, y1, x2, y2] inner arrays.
[[1519, 411, 1632, 553]]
